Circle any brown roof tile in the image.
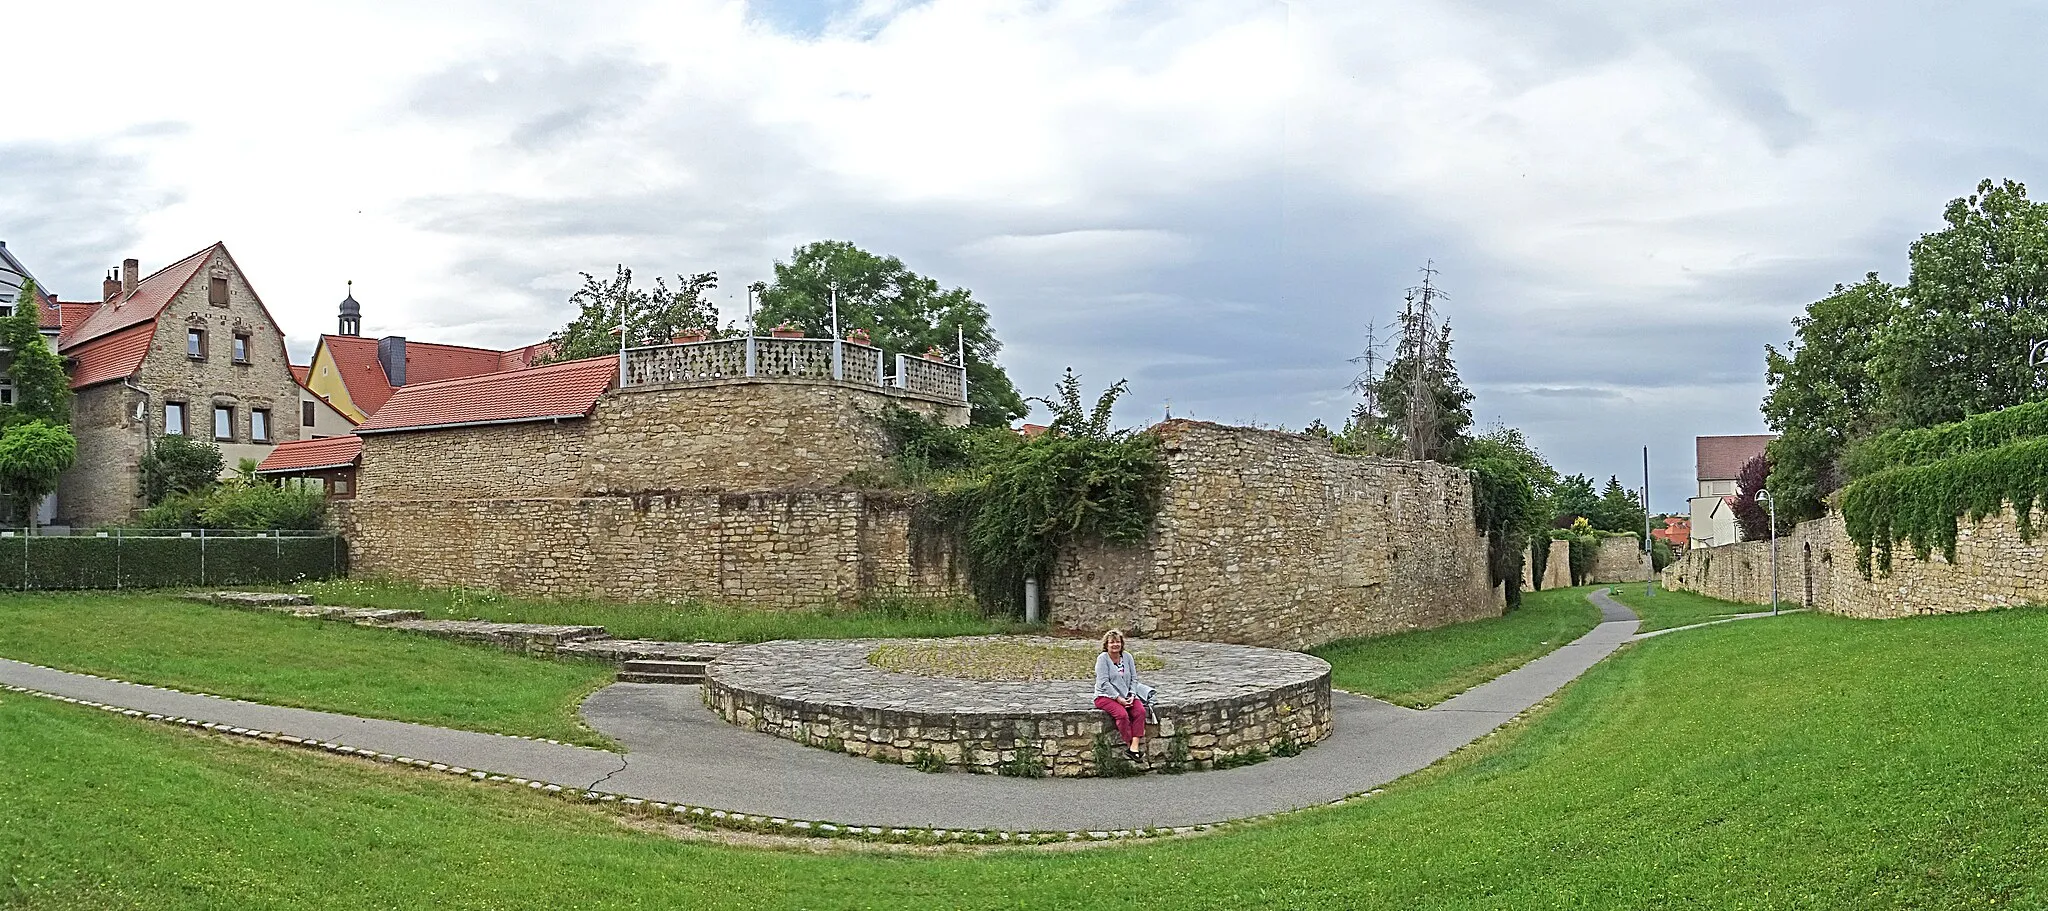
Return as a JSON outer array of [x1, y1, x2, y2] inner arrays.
[[1696, 434, 1776, 482], [67, 323, 156, 389], [256, 435, 363, 473], [354, 356, 617, 434]]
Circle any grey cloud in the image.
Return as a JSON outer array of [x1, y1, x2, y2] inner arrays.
[[0, 136, 183, 300], [406, 51, 664, 148]]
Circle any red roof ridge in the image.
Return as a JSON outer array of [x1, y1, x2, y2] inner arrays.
[[256, 434, 364, 474], [59, 243, 219, 350], [354, 355, 617, 434]]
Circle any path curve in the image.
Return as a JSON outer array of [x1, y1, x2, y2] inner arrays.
[[0, 595, 1647, 832]]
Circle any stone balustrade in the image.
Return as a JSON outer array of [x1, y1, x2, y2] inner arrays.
[[621, 336, 964, 404]]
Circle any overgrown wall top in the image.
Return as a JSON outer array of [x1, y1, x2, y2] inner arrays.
[[1661, 506, 2048, 618], [1050, 420, 1499, 651]]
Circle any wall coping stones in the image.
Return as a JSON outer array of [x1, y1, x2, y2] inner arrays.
[[704, 636, 1332, 776]]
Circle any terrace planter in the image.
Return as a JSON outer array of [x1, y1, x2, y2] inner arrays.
[[846, 329, 873, 346], [771, 326, 806, 339], [671, 330, 709, 344]]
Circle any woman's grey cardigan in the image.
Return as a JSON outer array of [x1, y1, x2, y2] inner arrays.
[[1095, 651, 1140, 700]]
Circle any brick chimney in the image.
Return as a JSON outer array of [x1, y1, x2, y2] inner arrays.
[[103, 269, 120, 301], [120, 258, 139, 297], [377, 335, 407, 386]]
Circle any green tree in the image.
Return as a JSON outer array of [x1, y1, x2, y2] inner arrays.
[[1372, 322, 1473, 462], [0, 280, 69, 425], [1762, 274, 1901, 521], [0, 420, 75, 527], [753, 241, 1026, 427], [543, 265, 720, 363], [1456, 427, 1557, 606], [1878, 179, 2048, 427], [1591, 475, 1646, 536], [140, 437, 225, 506], [1548, 473, 1599, 525]]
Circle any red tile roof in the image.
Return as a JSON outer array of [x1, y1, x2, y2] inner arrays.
[[290, 364, 310, 384], [319, 334, 535, 417], [498, 340, 556, 371], [59, 244, 216, 351], [1696, 434, 1776, 481], [354, 356, 617, 434], [55, 300, 101, 333], [67, 323, 155, 389], [256, 435, 363, 473]]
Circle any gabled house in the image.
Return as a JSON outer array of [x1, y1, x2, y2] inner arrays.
[[54, 243, 302, 528], [1686, 434, 1775, 549], [255, 434, 361, 499], [300, 288, 553, 424]]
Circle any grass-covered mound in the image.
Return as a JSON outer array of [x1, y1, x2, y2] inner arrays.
[[8, 607, 2047, 908]]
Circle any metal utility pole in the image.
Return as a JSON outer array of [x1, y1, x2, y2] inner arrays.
[[1643, 445, 1655, 598], [1757, 490, 1780, 615]]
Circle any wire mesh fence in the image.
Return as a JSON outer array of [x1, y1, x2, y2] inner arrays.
[[0, 529, 347, 590]]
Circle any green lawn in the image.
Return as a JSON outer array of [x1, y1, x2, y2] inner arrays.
[[1312, 585, 1603, 706], [1606, 584, 1770, 632], [293, 578, 1023, 642], [0, 592, 617, 747], [8, 608, 2048, 908]]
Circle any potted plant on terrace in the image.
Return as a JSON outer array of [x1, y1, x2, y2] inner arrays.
[[671, 328, 709, 344], [846, 328, 873, 346], [923, 345, 950, 361], [771, 323, 806, 339]]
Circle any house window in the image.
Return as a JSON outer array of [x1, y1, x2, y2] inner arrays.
[[165, 402, 187, 436], [214, 405, 234, 442], [0, 292, 13, 318], [333, 478, 351, 495], [188, 329, 206, 360], [251, 409, 270, 442], [302, 401, 316, 427], [209, 276, 229, 305], [0, 378, 13, 406], [233, 333, 250, 363]]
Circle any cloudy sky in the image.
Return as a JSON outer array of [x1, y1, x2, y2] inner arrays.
[[4, 0, 2043, 508]]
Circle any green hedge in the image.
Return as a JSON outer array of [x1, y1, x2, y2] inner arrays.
[[0, 534, 347, 590], [1841, 438, 2048, 577], [1844, 399, 2048, 479]]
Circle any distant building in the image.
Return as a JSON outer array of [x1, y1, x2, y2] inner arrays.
[[300, 286, 552, 425], [54, 243, 303, 527], [1651, 515, 1690, 550], [1687, 434, 1774, 549], [255, 434, 361, 499]]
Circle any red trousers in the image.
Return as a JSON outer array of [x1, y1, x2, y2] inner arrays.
[[1095, 696, 1148, 745]]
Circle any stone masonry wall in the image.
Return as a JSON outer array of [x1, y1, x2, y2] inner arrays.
[[1661, 506, 2048, 618], [1049, 420, 1498, 651], [54, 384, 145, 528], [353, 379, 961, 502], [1525, 539, 1572, 591], [338, 489, 963, 607], [1588, 535, 1649, 584]]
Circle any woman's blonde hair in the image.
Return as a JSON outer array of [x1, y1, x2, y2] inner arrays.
[[1101, 629, 1125, 652]]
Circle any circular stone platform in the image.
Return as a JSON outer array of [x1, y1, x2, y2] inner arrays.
[[702, 636, 1332, 777]]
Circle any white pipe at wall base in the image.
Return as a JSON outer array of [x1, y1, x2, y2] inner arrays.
[[1024, 577, 1040, 624]]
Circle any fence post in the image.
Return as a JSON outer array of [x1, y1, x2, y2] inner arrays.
[[746, 335, 757, 377], [199, 528, 207, 586], [895, 354, 908, 390]]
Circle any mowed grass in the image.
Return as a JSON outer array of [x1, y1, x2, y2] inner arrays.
[[294, 578, 1022, 642], [1311, 585, 1602, 706], [9, 608, 2048, 908], [0, 592, 617, 746], [1607, 584, 1769, 632]]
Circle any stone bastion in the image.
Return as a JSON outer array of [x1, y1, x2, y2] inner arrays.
[[701, 636, 1332, 777]]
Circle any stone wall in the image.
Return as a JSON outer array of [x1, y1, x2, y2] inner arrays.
[[1049, 420, 1498, 651], [339, 489, 963, 607], [1661, 506, 2048, 618], [1526, 540, 1572, 591], [353, 379, 961, 502], [1587, 535, 1648, 584], [55, 384, 146, 528]]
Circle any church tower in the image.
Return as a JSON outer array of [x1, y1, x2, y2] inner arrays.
[[339, 281, 361, 337]]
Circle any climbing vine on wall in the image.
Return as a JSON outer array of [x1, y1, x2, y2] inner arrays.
[[1843, 399, 2048, 480], [870, 371, 1165, 613], [1841, 437, 2048, 577]]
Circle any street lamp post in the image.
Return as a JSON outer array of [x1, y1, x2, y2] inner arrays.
[[1756, 490, 1779, 615]]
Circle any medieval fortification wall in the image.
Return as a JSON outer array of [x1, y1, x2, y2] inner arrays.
[[1049, 421, 1500, 651], [1660, 507, 2048, 618]]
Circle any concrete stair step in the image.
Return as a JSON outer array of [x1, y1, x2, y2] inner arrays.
[[621, 659, 707, 675], [616, 671, 704, 685]]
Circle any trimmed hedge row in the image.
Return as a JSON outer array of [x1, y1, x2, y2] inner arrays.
[[0, 534, 347, 590], [1844, 399, 2048, 479]]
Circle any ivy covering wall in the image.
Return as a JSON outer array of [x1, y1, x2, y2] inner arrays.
[[1840, 401, 2048, 576]]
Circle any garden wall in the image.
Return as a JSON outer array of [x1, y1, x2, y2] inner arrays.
[[1659, 506, 2048, 618], [1525, 540, 1571, 591], [1587, 535, 1648, 584], [1049, 420, 1498, 651], [338, 490, 963, 607]]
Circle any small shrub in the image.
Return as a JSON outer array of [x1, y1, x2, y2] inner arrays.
[[910, 747, 948, 773], [1273, 729, 1302, 758], [1092, 733, 1139, 777], [1213, 747, 1270, 770], [998, 741, 1046, 778], [1160, 732, 1190, 774]]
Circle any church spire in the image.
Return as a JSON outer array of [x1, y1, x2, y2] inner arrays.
[[339, 281, 361, 336]]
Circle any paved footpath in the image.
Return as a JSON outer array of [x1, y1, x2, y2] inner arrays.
[[0, 591, 1714, 832]]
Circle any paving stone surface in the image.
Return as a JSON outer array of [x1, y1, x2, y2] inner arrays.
[[556, 639, 733, 662]]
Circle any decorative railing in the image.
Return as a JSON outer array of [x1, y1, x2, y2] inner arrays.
[[619, 336, 966, 404]]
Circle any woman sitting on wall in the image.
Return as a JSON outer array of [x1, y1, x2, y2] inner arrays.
[[1094, 629, 1149, 758]]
